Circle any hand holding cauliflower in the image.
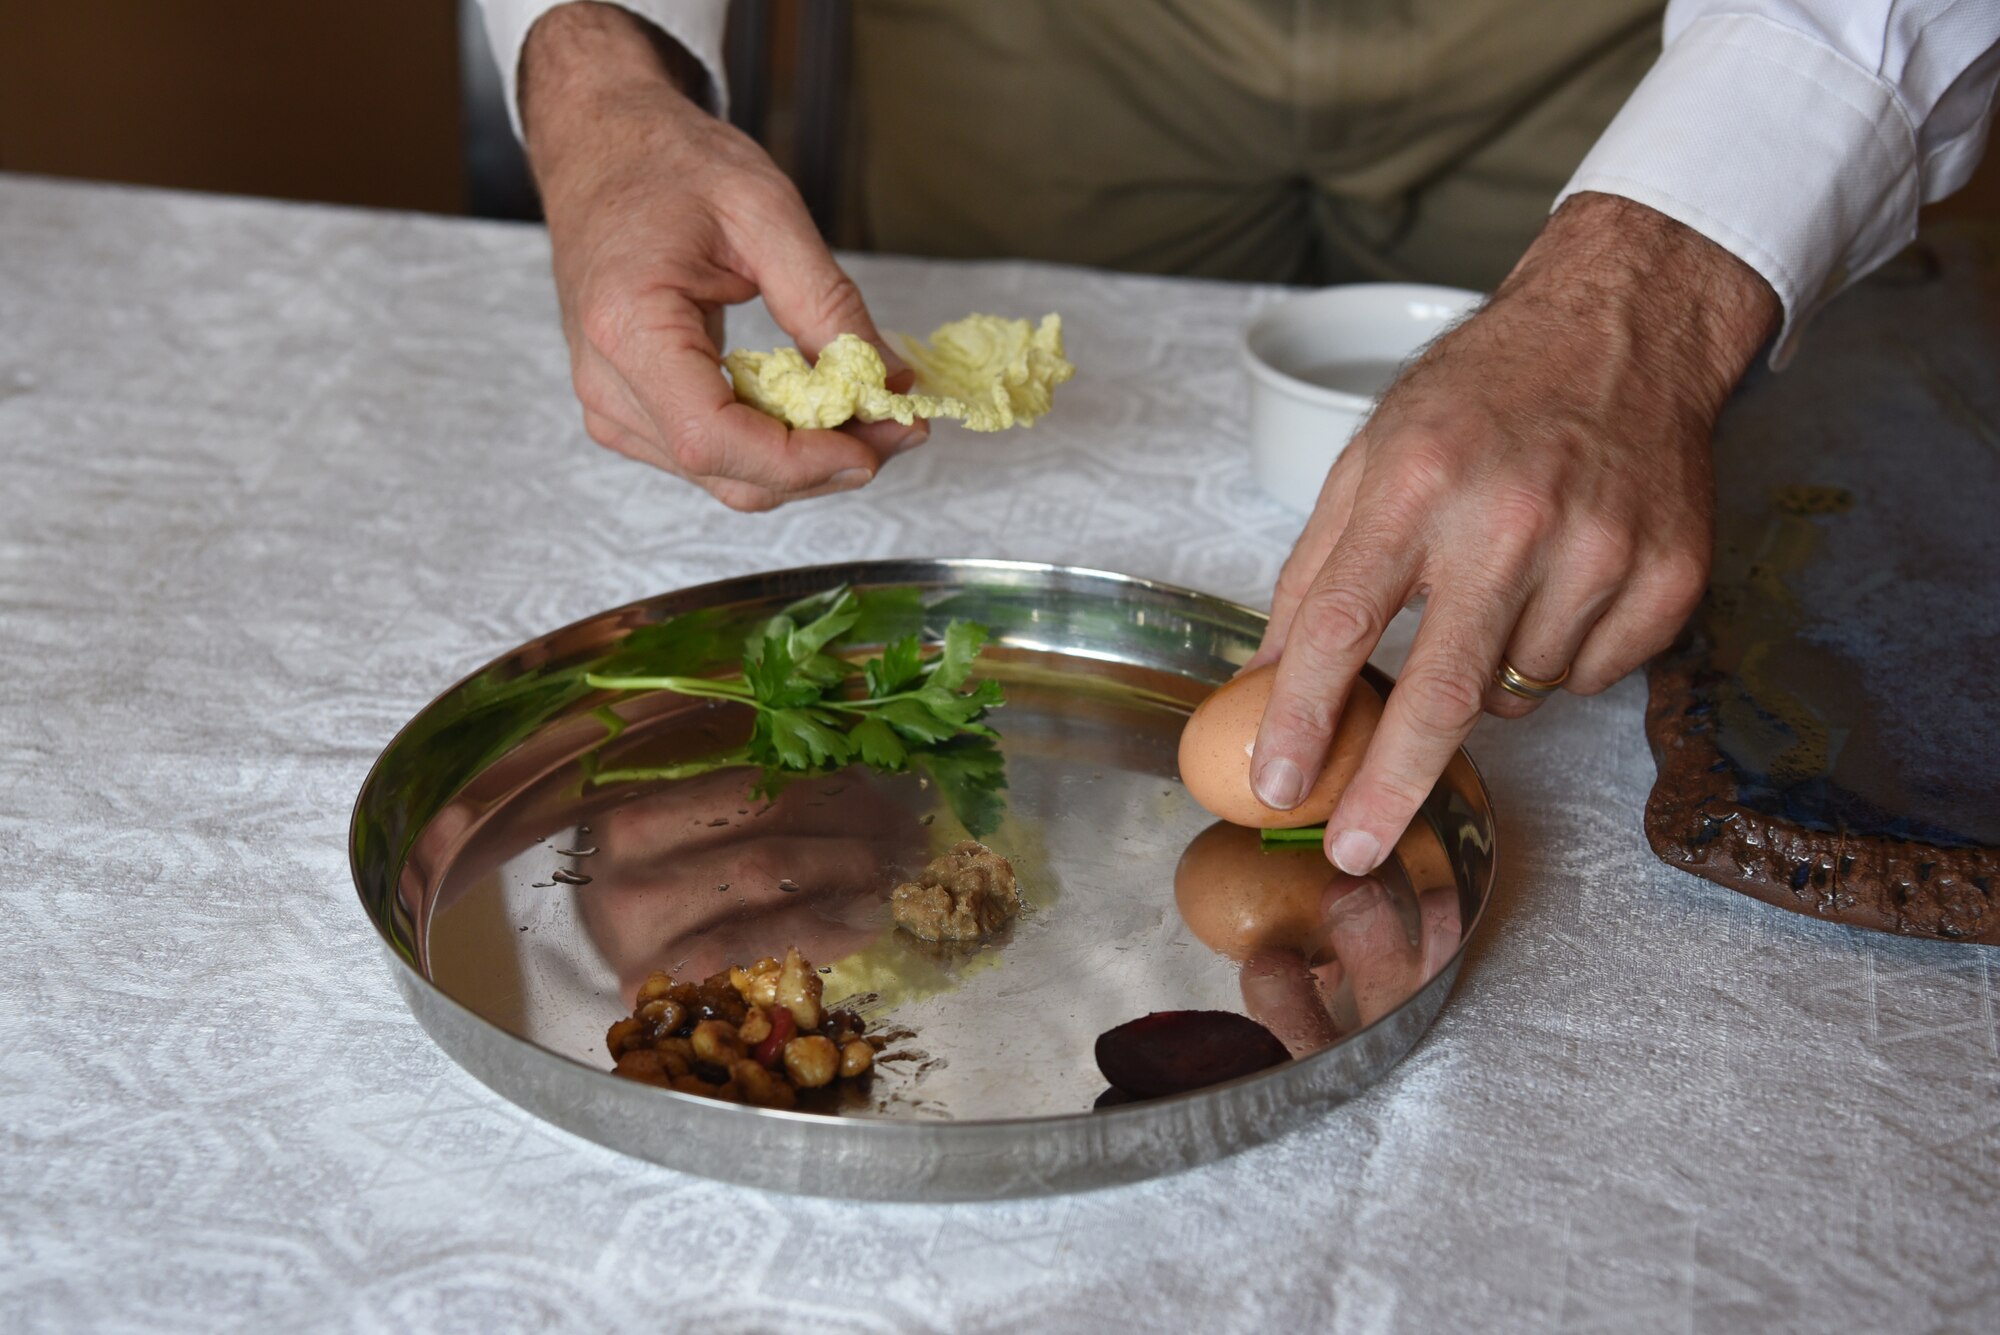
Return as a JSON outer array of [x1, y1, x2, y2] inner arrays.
[[726, 313, 1075, 433]]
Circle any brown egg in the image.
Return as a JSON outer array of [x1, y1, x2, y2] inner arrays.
[[1174, 820, 1334, 960], [1177, 663, 1383, 828]]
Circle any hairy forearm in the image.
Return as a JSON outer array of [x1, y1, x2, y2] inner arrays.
[[518, 3, 708, 189], [1501, 192, 1781, 416]]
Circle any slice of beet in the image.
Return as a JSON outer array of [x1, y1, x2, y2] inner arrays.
[[1094, 1010, 1290, 1099]]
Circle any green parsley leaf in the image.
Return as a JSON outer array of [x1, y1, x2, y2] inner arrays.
[[928, 621, 988, 691], [864, 633, 924, 698], [787, 589, 861, 658], [748, 614, 796, 659], [914, 736, 1009, 839], [742, 633, 793, 697], [759, 710, 852, 770], [798, 651, 853, 690], [849, 715, 909, 770], [914, 679, 1003, 727], [875, 698, 961, 744]]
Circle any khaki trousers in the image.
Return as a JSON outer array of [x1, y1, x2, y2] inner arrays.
[[846, 0, 1663, 288]]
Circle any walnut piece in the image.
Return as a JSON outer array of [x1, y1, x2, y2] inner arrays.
[[608, 950, 876, 1108]]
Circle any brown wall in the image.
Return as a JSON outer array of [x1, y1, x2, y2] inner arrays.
[[0, 0, 464, 213]]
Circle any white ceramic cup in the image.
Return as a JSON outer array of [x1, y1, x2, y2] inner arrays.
[[1242, 283, 1483, 512]]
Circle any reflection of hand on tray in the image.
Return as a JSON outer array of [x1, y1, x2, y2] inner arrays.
[[1223, 872, 1464, 1057], [1237, 948, 1343, 1057], [1315, 877, 1462, 1031], [576, 767, 928, 1000]]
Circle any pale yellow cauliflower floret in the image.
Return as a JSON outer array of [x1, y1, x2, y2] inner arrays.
[[722, 337, 910, 431], [723, 313, 1074, 433]]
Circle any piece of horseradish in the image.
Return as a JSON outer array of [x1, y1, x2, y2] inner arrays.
[[724, 313, 1075, 432]]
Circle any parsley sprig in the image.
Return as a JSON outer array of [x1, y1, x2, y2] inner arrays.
[[581, 588, 1005, 792], [1259, 825, 1327, 849]]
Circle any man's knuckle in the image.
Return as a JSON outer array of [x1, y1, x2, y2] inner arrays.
[[1296, 587, 1380, 663], [580, 411, 619, 450], [1571, 614, 1671, 690], [1569, 518, 1637, 580], [1383, 429, 1459, 500], [1270, 564, 1319, 619], [577, 292, 635, 356], [1565, 664, 1617, 696], [1487, 484, 1560, 547], [1648, 547, 1711, 611], [712, 480, 777, 513], [1266, 689, 1337, 742], [1368, 769, 1435, 822], [667, 426, 719, 478], [1616, 557, 1707, 638], [742, 170, 810, 220], [1447, 536, 1535, 602], [804, 270, 865, 332], [1400, 667, 1487, 735]]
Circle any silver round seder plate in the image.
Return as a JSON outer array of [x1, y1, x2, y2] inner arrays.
[[350, 559, 1497, 1200]]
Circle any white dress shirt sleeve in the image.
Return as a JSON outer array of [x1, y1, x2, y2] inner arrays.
[[1557, 1, 2000, 362], [475, 0, 732, 138]]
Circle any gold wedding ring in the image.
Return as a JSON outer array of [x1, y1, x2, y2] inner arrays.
[[1494, 659, 1570, 701]]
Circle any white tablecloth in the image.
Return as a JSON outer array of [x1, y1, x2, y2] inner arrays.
[[1, 175, 1994, 1333]]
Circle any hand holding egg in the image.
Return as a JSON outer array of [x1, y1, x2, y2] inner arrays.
[[1177, 662, 1383, 830]]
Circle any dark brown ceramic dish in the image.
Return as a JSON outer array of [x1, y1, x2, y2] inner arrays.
[[1642, 232, 2000, 945], [1645, 634, 1998, 943]]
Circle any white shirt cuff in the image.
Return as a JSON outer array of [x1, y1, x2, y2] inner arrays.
[[478, 0, 731, 141], [1555, 14, 1921, 366]]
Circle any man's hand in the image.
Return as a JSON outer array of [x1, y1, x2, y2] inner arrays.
[[1247, 192, 1780, 874], [520, 3, 924, 512], [1238, 871, 1463, 1054], [577, 768, 928, 996]]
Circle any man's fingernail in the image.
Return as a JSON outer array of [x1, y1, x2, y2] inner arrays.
[[1329, 829, 1382, 876], [1327, 877, 1386, 921], [832, 468, 873, 490], [1253, 757, 1305, 810]]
